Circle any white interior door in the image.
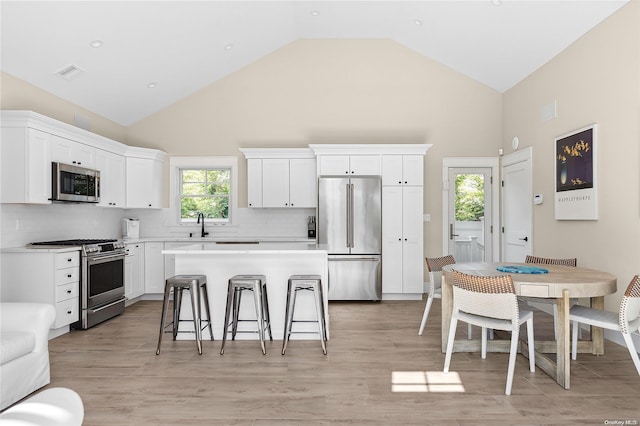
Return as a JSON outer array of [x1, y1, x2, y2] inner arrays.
[[447, 168, 492, 262], [501, 148, 533, 262]]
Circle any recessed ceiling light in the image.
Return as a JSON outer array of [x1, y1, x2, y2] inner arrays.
[[310, 10, 320, 16], [90, 40, 103, 48], [224, 44, 233, 51], [491, 0, 502, 5], [147, 82, 157, 89], [414, 19, 423, 26]]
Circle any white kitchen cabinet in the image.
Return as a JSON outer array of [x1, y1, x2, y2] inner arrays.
[[318, 155, 380, 176], [247, 158, 263, 207], [381, 155, 423, 186], [245, 156, 317, 208], [262, 158, 290, 207], [96, 149, 126, 208], [1, 250, 80, 330], [0, 127, 52, 204], [125, 243, 145, 302], [51, 134, 95, 168], [382, 185, 424, 295], [144, 242, 166, 293], [126, 156, 163, 208]]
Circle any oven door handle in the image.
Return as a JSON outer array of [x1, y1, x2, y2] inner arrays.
[[88, 297, 126, 314], [87, 253, 126, 264]]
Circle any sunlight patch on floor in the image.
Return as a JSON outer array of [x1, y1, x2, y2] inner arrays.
[[391, 371, 465, 393]]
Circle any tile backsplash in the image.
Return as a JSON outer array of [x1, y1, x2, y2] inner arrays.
[[0, 204, 314, 248]]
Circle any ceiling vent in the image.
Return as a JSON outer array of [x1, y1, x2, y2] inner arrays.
[[55, 64, 84, 81]]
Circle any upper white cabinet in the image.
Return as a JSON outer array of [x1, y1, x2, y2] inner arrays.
[[241, 149, 316, 208], [96, 149, 125, 208], [247, 158, 262, 207], [51, 135, 95, 168], [125, 154, 164, 209], [381, 155, 423, 186], [1, 111, 167, 207], [0, 126, 52, 204], [318, 155, 380, 176]]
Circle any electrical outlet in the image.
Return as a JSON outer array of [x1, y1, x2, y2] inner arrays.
[[15, 219, 23, 230]]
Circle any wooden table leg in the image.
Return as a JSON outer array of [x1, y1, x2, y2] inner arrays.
[[556, 290, 571, 389], [441, 274, 453, 353], [590, 296, 605, 355]]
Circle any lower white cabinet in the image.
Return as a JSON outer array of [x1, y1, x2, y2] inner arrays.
[[1, 250, 80, 329], [144, 242, 166, 293], [382, 185, 424, 294], [125, 243, 145, 301]]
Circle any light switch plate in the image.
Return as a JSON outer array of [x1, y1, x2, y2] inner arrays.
[[423, 214, 430, 222]]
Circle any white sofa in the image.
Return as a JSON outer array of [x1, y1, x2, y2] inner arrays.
[[1, 303, 55, 411]]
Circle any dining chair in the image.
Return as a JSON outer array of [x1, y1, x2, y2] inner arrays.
[[443, 270, 535, 395], [521, 255, 578, 339], [418, 255, 455, 335], [570, 275, 640, 375]]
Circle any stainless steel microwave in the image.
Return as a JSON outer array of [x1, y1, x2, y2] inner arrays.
[[51, 162, 100, 203]]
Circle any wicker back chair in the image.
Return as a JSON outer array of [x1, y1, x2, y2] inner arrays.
[[523, 255, 578, 339], [570, 275, 640, 375], [443, 270, 535, 395], [418, 255, 455, 335], [525, 255, 577, 267]]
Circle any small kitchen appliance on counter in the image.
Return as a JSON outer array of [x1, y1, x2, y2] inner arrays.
[[122, 217, 140, 239]]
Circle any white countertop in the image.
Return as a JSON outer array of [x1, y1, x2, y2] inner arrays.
[[1, 246, 81, 253], [163, 242, 327, 255]]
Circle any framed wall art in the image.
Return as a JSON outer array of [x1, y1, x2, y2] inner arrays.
[[554, 124, 597, 220]]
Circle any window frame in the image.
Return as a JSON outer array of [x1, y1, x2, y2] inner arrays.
[[169, 156, 238, 227]]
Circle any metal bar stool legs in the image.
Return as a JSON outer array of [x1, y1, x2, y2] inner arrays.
[[282, 275, 327, 355], [220, 275, 272, 355], [156, 275, 213, 355]]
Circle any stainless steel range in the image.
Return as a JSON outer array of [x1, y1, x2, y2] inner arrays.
[[31, 239, 126, 329]]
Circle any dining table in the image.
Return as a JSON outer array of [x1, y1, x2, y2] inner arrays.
[[441, 262, 617, 389]]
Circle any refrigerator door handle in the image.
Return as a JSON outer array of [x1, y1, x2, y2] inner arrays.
[[349, 183, 356, 248], [346, 183, 351, 247]]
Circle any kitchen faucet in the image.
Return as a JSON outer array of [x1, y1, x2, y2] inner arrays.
[[197, 212, 209, 238]]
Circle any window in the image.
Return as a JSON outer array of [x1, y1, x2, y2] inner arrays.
[[170, 156, 238, 226], [180, 169, 230, 223]]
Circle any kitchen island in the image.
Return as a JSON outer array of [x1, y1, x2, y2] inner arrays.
[[162, 242, 329, 341]]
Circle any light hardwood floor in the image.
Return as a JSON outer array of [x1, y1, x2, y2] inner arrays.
[[45, 299, 640, 425]]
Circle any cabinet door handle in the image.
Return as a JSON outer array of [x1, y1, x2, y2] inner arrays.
[[67, 310, 72, 314], [67, 274, 72, 278], [67, 290, 72, 294], [67, 258, 73, 262]]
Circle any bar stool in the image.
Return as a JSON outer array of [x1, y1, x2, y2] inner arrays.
[[281, 274, 327, 355], [220, 274, 272, 355], [156, 275, 213, 356]]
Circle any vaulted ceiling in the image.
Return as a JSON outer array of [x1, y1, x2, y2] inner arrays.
[[0, 1, 629, 126]]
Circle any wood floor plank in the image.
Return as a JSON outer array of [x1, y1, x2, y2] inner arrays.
[[41, 299, 640, 425]]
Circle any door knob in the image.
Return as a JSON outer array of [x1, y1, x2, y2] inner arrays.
[[519, 236, 529, 242]]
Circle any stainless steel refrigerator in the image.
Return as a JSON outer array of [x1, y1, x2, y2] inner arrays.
[[318, 176, 382, 301]]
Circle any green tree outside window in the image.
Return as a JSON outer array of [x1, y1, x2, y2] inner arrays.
[[455, 174, 484, 221], [180, 169, 230, 222]]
